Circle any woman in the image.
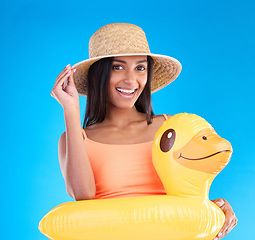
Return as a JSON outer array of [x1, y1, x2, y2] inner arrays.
[[51, 23, 237, 240]]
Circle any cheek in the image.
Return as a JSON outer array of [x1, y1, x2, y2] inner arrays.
[[140, 76, 148, 90], [107, 78, 122, 103], [108, 74, 119, 90], [107, 83, 115, 101]]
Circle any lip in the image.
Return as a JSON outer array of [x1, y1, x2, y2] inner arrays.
[[116, 87, 138, 98]]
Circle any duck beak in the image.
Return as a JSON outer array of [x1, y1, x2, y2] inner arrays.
[[173, 128, 233, 174]]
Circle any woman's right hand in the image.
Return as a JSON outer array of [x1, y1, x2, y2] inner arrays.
[[51, 64, 79, 111]]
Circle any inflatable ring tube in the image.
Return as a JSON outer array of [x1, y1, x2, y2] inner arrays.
[[39, 113, 232, 240]]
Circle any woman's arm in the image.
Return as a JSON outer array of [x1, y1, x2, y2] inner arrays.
[[58, 108, 96, 200], [51, 64, 96, 200], [211, 198, 238, 239]]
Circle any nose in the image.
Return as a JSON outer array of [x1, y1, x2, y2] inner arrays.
[[123, 69, 137, 85]]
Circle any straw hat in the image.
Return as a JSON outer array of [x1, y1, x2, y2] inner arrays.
[[73, 23, 182, 97]]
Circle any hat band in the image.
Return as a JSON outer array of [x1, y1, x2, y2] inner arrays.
[[89, 48, 151, 59]]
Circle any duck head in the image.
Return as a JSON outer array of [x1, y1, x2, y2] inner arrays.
[[152, 113, 232, 199]]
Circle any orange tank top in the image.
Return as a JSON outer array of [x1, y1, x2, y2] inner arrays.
[[82, 114, 168, 199]]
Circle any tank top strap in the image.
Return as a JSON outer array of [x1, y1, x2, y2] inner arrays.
[[81, 128, 87, 140], [162, 114, 168, 120]]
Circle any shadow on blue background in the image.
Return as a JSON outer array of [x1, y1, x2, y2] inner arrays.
[[1, 0, 254, 239]]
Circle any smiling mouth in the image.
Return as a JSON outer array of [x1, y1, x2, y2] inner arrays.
[[178, 150, 232, 160], [116, 88, 137, 95]]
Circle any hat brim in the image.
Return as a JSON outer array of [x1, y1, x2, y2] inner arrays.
[[72, 53, 182, 97]]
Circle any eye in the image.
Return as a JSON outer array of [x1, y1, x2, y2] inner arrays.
[[112, 65, 124, 70], [136, 65, 146, 71], [202, 136, 207, 140], [160, 129, 176, 152]]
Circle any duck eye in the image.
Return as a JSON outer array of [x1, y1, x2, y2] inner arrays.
[[202, 136, 207, 140], [160, 129, 176, 152]]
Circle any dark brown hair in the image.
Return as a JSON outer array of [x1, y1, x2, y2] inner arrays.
[[83, 56, 154, 128]]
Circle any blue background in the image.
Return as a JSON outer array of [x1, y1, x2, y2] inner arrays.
[[1, 0, 254, 239]]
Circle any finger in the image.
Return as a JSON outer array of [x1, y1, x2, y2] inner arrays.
[[220, 210, 232, 231], [218, 227, 230, 239], [51, 90, 57, 98], [56, 64, 71, 81], [216, 213, 236, 239], [220, 214, 237, 237], [232, 218, 238, 228], [212, 199, 230, 237], [52, 70, 71, 92], [53, 65, 72, 89], [212, 198, 225, 208], [51, 76, 71, 100], [59, 68, 76, 91], [59, 68, 76, 89], [55, 67, 72, 86], [68, 68, 77, 85], [63, 77, 69, 89], [53, 69, 73, 90], [212, 199, 237, 239]]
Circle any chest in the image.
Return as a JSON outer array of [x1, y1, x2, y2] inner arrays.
[[85, 120, 163, 144], [88, 126, 156, 144]]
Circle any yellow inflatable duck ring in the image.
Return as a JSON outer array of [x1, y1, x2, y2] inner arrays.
[[39, 113, 232, 240]]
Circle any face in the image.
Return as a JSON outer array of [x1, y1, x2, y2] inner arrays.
[[107, 55, 148, 109]]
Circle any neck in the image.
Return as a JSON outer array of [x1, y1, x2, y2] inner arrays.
[[104, 103, 145, 128]]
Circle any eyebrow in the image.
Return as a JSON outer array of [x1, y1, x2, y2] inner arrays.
[[113, 59, 148, 64]]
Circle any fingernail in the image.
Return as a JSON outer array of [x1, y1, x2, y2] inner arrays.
[[218, 232, 222, 237], [73, 69, 77, 73]]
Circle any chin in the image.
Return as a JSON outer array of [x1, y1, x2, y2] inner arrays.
[[115, 102, 136, 109], [108, 96, 139, 110], [107, 99, 137, 110]]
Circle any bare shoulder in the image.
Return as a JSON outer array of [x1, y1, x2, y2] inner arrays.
[[84, 122, 107, 136], [83, 121, 116, 142], [85, 122, 104, 131], [152, 114, 172, 127], [153, 114, 172, 119], [148, 114, 173, 138]]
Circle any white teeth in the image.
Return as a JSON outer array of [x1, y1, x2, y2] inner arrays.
[[116, 88, 136, 94]]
